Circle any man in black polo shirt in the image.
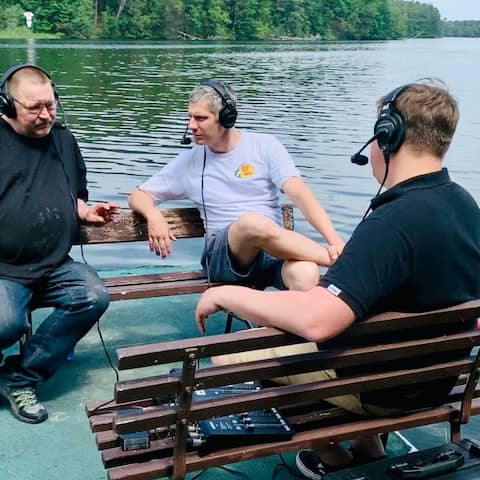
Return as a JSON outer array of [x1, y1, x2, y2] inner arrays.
[[194, 80, 480, 479], [0, 64, 119, 424]]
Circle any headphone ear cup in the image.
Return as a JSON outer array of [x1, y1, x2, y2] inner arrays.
[[0, 92, 16, 118], [219, 101, 237, 128], [374, 110, 405, 154]]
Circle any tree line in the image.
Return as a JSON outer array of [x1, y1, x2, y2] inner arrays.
[[0, 0, 461, 41]]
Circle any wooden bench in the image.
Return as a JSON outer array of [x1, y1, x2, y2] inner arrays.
[[86, 299, 480, 480], [79, 205, 294, 301]]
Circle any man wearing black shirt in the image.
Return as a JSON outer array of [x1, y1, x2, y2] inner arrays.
[[0, 64, 118, 424], [194, 80, 480, 479]]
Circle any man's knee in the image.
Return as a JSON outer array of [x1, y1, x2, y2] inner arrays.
[[0, 311, 27, 348], [87, 281, 110, 318], [0, 284, 30, 347], [64, 264, 110, 318], [282, 261, 320, 291], [230, 212, 275, 243]]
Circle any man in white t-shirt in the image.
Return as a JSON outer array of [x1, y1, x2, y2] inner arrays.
[[128, 80, 343, 291]]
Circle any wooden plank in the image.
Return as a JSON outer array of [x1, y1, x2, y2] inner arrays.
[[96, 387, 480, 468], [113, 358, 474, 435], [106, 404, 459, 480], [77, 204, 294, 245], [116, 301, 480, 369], [78, 208, 205, 244], [345, 299, 480, 337], [102, 271, 207, 288], [114, 331, 480, 403], [107, 279, 216, 301], [116, 328, 302, 370]]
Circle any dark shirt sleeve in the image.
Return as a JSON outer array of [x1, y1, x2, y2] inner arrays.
[[319, 215, 412, 319], [73, 137, 88, 202]]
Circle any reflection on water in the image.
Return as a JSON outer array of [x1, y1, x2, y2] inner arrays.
[[1, 38, 479, 270]]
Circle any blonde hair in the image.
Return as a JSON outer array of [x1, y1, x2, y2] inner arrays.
[[388, 79, 459, 158]]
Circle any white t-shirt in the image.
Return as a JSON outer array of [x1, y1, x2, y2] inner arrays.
[[140, 130, 300, 232]]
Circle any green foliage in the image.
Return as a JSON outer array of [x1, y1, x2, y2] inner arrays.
[[0, 3, 23, 30], [0, 0, 456, 40], [23, 0, 93, 38], [234, 0, 272, 40]]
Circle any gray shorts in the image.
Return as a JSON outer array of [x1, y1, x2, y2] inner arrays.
[[201, 225, 285, 290]]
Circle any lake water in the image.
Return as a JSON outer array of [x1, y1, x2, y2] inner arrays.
[[1, 37, 479, 271]]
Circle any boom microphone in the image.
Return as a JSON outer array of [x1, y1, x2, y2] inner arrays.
[[351, 134, 378, 166], [180, 123, 192, 145]]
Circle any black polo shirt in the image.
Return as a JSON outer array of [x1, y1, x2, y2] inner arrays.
[[320, 168, 480, 409]]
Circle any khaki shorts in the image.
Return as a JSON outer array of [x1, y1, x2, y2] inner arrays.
[[222, 337, 402, 417]]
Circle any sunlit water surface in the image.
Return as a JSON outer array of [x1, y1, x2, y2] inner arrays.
[[1, 38, 479, 270]]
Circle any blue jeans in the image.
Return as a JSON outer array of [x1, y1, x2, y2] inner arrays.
[[0, 258, 109, 387]]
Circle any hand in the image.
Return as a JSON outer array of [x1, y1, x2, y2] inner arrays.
[[147, 214, 177, 258], [84, 202, 120, 226], [195, 287, 226, 334], [327, 241, 345, 264]]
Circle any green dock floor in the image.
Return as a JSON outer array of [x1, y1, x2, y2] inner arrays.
[[1, 291, 479, 480]]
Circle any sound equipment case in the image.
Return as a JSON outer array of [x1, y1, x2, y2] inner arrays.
[[325, 439, 480, 480]]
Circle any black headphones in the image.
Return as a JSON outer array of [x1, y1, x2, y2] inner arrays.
[[0, 63, 58, 119], [351, 84, 411, 166], [374, 84, 410, 155], [201, 79, 237, 129]]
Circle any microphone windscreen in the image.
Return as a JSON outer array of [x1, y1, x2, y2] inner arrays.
[[351, 153, 369, 166]]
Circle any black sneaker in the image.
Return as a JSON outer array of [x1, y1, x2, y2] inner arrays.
[[296, 449, 330, 480], [0, 384, 48, 424]]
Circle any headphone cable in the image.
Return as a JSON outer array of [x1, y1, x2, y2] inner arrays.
[[361, 151, 390, 221], [200, 146, 211, 286], [56, 97, 68, 128], [78, 229, 119, 383]]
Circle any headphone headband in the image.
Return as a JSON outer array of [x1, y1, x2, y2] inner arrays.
[[200, 80, 237, 128], [0, 64, 56, 119], [0, 64, 52, 90], [381, 84, 411, 108]]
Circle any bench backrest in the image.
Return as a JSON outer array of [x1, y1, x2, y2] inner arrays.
[[87, 300, 480, 480], [77, 205, 294, 245], [112, 299, 480, 433]]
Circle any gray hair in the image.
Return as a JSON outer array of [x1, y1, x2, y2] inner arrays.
[[189, 82, 237, 116]]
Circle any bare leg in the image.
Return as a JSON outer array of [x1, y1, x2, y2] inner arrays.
[[350, 434, 386, 458], [311, 442, 353, 468], [281, 260, 320, 291], [302, 435, 384, 473], [228, 212, 331, 267]]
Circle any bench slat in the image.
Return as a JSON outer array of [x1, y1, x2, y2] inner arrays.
[[78, 204, 294, 245], [345, 299, 480, 336], [106, 403, 466, 480], [114, 330, 480, 403], [103, 271, 207, 288], [116, 301, 480, 369], [107, 279, 219, 301], [113, 358, 474, 435], [99, 386, 480, 469], [78, 209, 205, 244]]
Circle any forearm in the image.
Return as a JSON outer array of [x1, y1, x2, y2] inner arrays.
[[302, 201, 343, 246], [128, 189, 163, 221], [201, 285, 354, 342], [295, 191, 342, 245], [284, 177, 343, 245]]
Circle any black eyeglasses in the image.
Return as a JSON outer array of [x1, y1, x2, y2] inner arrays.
[[12, 97, 57, 115]]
